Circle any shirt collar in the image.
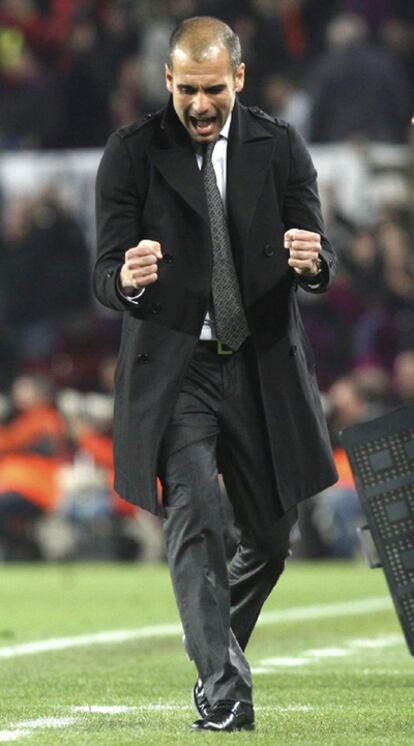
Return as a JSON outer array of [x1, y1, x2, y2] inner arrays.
[[220, 113, 232, 140]]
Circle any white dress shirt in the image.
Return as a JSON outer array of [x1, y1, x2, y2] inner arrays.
[[123, 114, 233, 341]]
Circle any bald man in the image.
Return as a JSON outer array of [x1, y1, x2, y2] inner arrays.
[[94, 16, 337, 732]]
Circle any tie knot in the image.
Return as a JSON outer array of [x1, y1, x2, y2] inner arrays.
[[202, 141, 215, 167]]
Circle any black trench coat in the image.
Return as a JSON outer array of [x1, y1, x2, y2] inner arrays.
[[94, 97, 338, 515]]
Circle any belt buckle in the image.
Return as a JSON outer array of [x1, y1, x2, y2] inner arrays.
[[217, 340, 233, 356]]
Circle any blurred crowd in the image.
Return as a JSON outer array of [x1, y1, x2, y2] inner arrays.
[[0, 0, 413, 149], [0, 371, 164, 561], [0, 0, 413, 561]]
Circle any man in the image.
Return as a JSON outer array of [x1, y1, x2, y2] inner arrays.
[[94, 16, 337, 733]]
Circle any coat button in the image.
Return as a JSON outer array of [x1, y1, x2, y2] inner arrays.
[[137, 353, 149, 363], [106, 269, 114, 278], [150, 303, 161, 315], [163, 253, 174, 264], [289, 345, 297, 357], [263, 245, 275, 257]]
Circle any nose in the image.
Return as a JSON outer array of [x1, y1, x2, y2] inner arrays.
[[193, 91, 209, 115]]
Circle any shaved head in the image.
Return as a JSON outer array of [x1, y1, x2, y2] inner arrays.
[[169, 16, 242, 73], [166, 16, 245, 143]]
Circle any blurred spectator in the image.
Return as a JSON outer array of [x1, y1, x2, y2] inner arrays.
[[340, 229, 392, 367], [299, 0, 334, 57], [328, 375, 374, 441], [231, 5, 288, 105], [261, 72, 310, 138], [0, 373, 67, 455], [0, 44, 60, 149], [0, 373, 68, 560], [393, 350, 414, 405], [65, 411, 138, 519], [309, 14, 411, 143], [298, 365, 392, 560], [59, 11, 111, 148], [351, 365, 392, 410], [139, 0, 198, 110], [0, 0, 78, 66], [380, 17, 414, 101], [56, 387, 164, 561], [336, 0, 403, 36], [298, 283, 354, 389], [341, 230, 384, 302], [306, 210, 414, 379], [110, 55, 148, 130], [101, 2, 139, 89], [0, 369, 164, 561], [298, 447, 361, 559], [379, 221, 414, 354], [2, 187, 91, 360]]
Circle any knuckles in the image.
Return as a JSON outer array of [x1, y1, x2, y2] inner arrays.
[[126, 240, 161, 259], [137, 240, 160, 251]]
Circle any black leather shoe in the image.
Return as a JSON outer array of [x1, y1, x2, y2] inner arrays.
[[192, 679, 211, 719], [191, 700, 255, 732]]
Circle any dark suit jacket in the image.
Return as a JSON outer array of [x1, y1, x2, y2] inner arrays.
[[94, 97, 338, 515]]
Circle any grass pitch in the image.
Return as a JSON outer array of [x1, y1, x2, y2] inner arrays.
[[0, 560, 412, 745]]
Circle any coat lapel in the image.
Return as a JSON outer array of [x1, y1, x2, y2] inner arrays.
[[152, 99, 209, 224], [227, 100, 275, 242]]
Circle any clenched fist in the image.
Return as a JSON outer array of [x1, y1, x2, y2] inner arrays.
[[119, 240, 162, 294], [284, 228, 322, 276]]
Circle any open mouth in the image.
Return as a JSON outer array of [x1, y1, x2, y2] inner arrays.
[[189, 116, 218, 136]]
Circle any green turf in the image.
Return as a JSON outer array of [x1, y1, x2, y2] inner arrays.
[[0, 561, 412, 745]]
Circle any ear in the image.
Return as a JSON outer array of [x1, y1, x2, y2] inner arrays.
[[234, 63, 245, 94], [165, 64, 173, 93]]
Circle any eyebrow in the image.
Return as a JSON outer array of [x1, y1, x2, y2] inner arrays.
[[177, 84, 227, 94]]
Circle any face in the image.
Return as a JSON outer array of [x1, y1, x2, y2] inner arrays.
[[165, 46, 245, 142]]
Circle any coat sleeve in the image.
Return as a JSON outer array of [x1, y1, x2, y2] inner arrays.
[[283, 124, 338, 294], [93, 132, 146, 312]]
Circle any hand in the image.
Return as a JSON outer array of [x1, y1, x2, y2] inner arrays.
[[119, 240, 163, 292], [284, 228, 321, 276]]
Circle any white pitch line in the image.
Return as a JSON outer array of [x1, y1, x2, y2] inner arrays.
[[258, 596, 392, 625], [73, 706, 137, 714], [256, 657, 309, 668], [92, 704, 191, 713], [304, 647, 350, 658], [14, 718, 76, 730], [0, 624, 181, 660], [252, 634, 403, 673], [0, 596, 392, 661], [348, 635, 402, 650], [1, 718, 79, 745]]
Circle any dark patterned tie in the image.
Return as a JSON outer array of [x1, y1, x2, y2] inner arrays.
[[202, 141, 249, 351]]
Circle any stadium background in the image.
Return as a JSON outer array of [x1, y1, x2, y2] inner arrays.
[[0, 2, 414, 744], [0, 0, 413, 562]]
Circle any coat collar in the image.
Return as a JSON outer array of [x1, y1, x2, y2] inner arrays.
[[152, 97, 275, 233], [152, 98, 208, 222], [227, 99, 275, 243]]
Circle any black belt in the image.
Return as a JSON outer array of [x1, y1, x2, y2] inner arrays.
[[199, 340, 235, 355]]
